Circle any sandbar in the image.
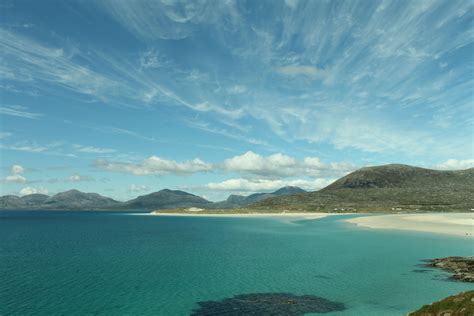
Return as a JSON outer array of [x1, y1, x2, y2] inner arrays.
[[345, 213, 473, 237]]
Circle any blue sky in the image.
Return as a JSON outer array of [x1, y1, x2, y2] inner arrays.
[[0, 0, 473, 201]]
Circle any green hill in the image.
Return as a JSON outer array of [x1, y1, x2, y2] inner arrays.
[[251, 164, 474, 212]]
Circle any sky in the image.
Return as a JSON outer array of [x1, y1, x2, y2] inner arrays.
[[0, 0, 473, 201]]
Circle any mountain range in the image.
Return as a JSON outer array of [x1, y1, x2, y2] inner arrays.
[[1, 164, 473, 212], [0, 186, 305, 211]]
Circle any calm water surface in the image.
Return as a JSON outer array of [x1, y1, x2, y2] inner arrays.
[[1, 211, 472, 315]]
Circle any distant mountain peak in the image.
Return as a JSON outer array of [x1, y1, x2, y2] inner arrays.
[[123, 189, 211, 210], [213, 186, 306, 208], [322, 164, 459, 190], [273, 186, 306, 195]]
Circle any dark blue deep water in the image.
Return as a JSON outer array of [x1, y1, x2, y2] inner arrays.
[[1, 211, 472, 315]]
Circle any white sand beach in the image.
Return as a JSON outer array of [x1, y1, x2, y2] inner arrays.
[[150, 211, 335, 220], [346, 213, 473, 237]]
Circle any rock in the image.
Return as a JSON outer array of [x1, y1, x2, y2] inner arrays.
[[428, 257, 474, 282]]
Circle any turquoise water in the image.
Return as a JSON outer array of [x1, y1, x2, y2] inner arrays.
[[1, 211, 472, 315]]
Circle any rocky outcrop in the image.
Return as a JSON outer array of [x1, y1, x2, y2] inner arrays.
[[428, 256, 474, 282]]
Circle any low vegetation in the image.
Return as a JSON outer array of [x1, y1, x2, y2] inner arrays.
[[251, 164, 474, 212], [408, 291, 474, 316]]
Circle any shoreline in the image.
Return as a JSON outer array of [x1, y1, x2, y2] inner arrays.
[[149, 211, 349, 220], [345, 212, 473, 237]]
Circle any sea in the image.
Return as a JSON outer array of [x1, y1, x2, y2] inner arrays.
[[1, 211, 472, 315]]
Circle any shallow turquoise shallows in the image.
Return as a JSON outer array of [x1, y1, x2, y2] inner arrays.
[[1, 211, 472, 315]]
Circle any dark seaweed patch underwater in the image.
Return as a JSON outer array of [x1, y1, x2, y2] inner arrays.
[[190, 292, 346, 315]]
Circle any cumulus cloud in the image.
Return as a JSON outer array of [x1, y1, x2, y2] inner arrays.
[[222, 151, 355, 178], [68, 174, 95, 182], [19, 186, 48, 196], [11, 164, 24, 175], [433, 159, 474, 170], [4, 175, 27, 183], [128, 184, 150, 193], [1, 164, 27, 183], [206, 178, 335, 192], [96, 156, 213, 176], [96, 151, 355, 178]]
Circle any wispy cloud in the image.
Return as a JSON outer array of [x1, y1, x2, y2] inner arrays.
[[0, 29, 123, 101], [0, 141, 50, 153], [96, 156, 213, 176], [1, 29, 246, 120], [227, 85, 247, 94], [97, 0, 241, 41], [139, 49, 172, 69], [68, 174, 95, 182], [185, 119, 270, 147], [0, 105, 42, 119], [275, 65, 330, 80], [73, 144, 116, 154]]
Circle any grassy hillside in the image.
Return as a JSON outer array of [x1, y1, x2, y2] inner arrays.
[[408, 291, 474, 316], [251, 164, 474, 212]]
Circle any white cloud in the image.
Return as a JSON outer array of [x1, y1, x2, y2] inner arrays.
[[0, 29, 123, 101], [1, 143, 48, 153], [98, 0, 241, 41], [96, 151, 355, 179], [68, 174, 95, 182], [19, 186, 48, 196], [222, 151, 355, 178], [73, 144, 116, 154], [3, 1, 470, 163], [128, 184, 150, 192], [11, 164, 24, 175], [139, 49, 171, 69], [96, 156, 213, 176], [1, 164, 27, 183], [1, 29, 240, 119], [433, 159, 474, 170], [227, 85, 247, 94], [275, 65, 331, 79], [4, 174, 27, 183], [206, 178, 334, 192], [0, 105, 42, 119], [185, 119, 269, 147]]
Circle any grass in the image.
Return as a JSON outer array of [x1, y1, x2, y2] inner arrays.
[[408, 291, 474, 316]]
